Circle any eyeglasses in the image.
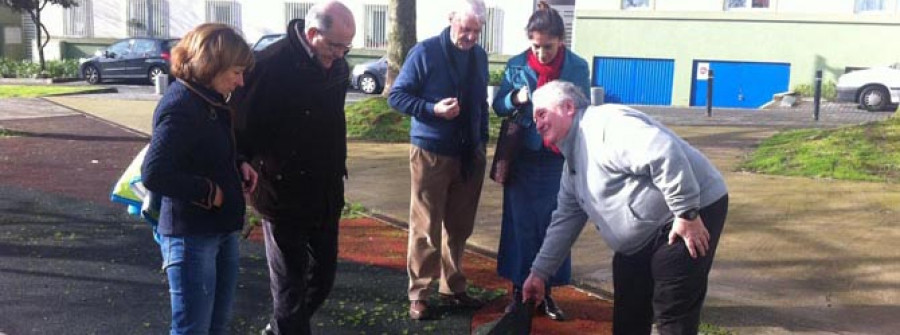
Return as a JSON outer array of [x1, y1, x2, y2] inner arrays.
[[318, 31, 352, 56]]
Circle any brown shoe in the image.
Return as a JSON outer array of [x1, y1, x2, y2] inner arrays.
[[439, 292, 484, 308], [409, 300, 429, 320]]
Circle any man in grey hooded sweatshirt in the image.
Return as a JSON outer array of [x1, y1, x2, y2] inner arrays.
[[522, 80, 729, 335]]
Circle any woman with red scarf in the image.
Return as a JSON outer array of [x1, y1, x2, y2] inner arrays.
[[490, 1, 591, 321]]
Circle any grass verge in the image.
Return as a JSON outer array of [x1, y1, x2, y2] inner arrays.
[[0, 128, 22, 137], [0, 85, 101, 98], [740, 116, 899, 182], [346, 96, 503, 142]]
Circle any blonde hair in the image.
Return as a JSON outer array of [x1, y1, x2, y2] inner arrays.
[[171, 23, 253, 85]]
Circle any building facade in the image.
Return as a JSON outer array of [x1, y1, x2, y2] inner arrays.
[[30, 0, 578, 62], [573, 0, 900, 107]]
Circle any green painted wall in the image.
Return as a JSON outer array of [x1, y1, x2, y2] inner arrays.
[[0, 8, 24, 60], [573, 11, 900, 106]]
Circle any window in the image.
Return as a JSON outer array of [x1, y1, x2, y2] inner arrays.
[[127, 0, 169, 38], [285, 2, 314, 27], [107, 40, 132, 58], [64, 0, 92, 37], [856, 0, 886, 12], [364, 4, 388, 49], [725, 0, 770, 10], [549, 4, 575, 49], [206, 1, 242, 32], [132, 39, 157, 55], [479, 7, 503, 54], [622, 0, 651, 10]]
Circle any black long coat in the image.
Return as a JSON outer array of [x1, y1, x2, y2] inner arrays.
[[234, 19, 349, 225]]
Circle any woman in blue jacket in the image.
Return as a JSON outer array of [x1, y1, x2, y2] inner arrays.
[[141, 23, 256, 334], [491, 1, 591, 320]]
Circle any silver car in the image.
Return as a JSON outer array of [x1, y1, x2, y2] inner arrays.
[[350, 56, 387, 94]]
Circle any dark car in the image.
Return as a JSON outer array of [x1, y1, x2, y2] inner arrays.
[[80, 37, 179, 85], [252, 34, 285, 52], [350, 56, 387, 94]]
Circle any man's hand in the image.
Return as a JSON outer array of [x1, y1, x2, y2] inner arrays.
[[434, 97, 460, 119], [213, 185, 224, 208], [522, 272, 546, 304], [513, 85, 530, 106], [240, 162, 258, 193], [668, 216, 710, 259]]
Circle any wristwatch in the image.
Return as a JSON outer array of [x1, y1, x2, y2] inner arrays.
[[678, 208, 699, 220]]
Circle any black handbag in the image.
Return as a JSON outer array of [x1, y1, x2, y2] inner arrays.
[[489, 115, 524, 184]]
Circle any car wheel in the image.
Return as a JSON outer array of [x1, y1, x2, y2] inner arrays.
[[148, 66, 166, 84], [83, 65, 101, 85], [858, 85, 890, 111], [358, 73, 380, 94]]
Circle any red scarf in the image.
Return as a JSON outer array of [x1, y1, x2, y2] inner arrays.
[[528, 48, 565, 153], [527, 47, 565, 88]]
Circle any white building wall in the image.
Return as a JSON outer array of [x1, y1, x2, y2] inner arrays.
[[579, 0, 883, 14], [33, 0, 542, 61]]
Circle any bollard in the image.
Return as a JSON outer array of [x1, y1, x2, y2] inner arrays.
[[813, 70, 822, 121], [706, 69, 714, 117], [154, 73, 168, 95], [590, 87, 604, 106]]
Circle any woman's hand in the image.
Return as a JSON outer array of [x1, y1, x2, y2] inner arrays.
[[513, 85, 530, 106], [240, 162, 258, 194]]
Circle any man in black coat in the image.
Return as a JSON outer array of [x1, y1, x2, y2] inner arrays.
[[233, 2, 355, 334]]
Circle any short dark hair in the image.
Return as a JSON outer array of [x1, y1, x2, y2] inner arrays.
[[170, 23, 253, 85], [526, 1, 566, 40]]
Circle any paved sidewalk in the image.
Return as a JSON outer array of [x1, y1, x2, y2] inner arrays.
[[19, 95, 900, 334]]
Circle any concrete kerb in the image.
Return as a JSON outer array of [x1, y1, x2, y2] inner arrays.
[[363, 209, 617, 303], [39, 97, 150, 138]]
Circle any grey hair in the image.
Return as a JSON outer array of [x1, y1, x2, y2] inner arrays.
[[532, 80, 590, 111], [449, 0, 487, 24], [305, 2, 335, 34]]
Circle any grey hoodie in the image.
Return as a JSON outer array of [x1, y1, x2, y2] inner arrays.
[[530, 104, 728, 280]]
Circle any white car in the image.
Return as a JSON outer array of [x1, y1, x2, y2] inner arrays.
[[836, 63, 900, 111]]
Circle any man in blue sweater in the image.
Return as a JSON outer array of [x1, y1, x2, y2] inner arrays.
[[388, 0, 490, 321], [522, 81, 729, 335]]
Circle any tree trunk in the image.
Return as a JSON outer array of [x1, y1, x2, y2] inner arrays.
[[26, 9, 44, 72], [382, 0, 416, 98]]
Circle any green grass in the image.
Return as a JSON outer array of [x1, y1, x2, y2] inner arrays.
[[346, 96, 503, 142], [0, 85, 99, 98], [740, 116, 900, 182], [346, 97, 411, 142], [341, 201, 367, 219], [0, 128, 21, 137], [700, 322, 734, 335]]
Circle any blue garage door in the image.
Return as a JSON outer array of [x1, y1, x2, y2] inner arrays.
[[593, 57, 674, 105], [691, 60, 790, 108]]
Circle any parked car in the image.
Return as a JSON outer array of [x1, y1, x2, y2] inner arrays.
[[350, 56, 387, 94], [252, 34, 285, 52], [80, 37, 179, 85], [836, 63, 900, 111]]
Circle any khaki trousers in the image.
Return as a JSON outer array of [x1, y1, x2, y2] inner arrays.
[[407, 145, 486, 301]]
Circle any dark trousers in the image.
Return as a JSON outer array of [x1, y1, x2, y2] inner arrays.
[[612, 195, 729, 335], [262, 214, 340, 335]]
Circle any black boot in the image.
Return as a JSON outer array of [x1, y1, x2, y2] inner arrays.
[[539, 292, 566, 321], [505, 285, 522, 313]]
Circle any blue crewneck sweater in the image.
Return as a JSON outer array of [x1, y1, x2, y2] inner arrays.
[[388, 27, 489, 155]]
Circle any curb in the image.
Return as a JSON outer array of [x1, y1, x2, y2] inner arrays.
[[361, 210, 615, 303], [40, 97, 150, 138], [43, 87, 119, 97]]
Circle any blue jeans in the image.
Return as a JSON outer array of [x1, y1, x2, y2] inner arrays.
[[160, 232, 240, 335]]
